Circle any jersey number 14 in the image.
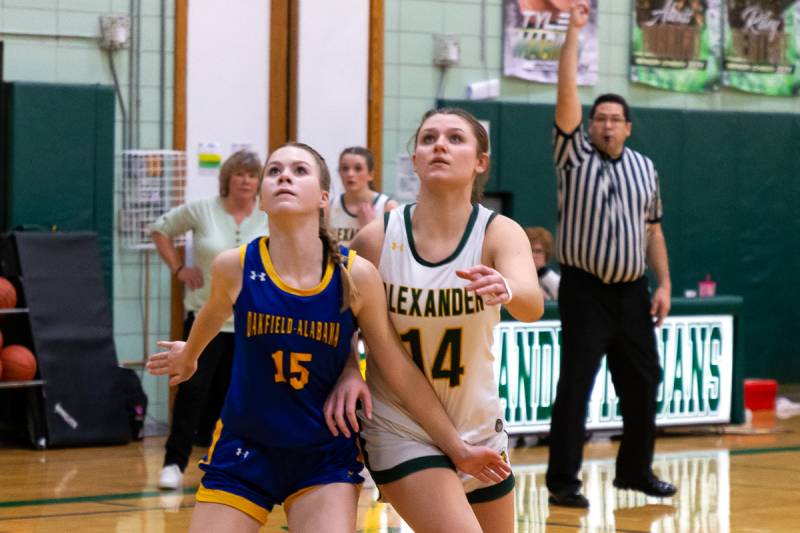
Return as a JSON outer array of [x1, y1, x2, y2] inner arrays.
[[400, 328, 464, 387]]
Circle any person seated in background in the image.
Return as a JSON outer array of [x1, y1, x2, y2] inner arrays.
[[525, 226, 560, 300]]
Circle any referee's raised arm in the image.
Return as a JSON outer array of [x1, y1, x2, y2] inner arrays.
[[555, 0, 590, 133]]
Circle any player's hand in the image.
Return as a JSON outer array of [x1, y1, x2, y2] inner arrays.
[[456, 265, 512, 306], [650, 285, 671, 327], [323, 365, 373, 438], [177, 266, 204, 290], [451, 443, 512, 484], [146, 341, 197, 386], [569, 0, 590, 28], [357, 201, 377, 228]]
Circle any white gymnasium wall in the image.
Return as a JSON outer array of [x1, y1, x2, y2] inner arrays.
[[186, 1, 270, 202], [296, 0, 370, 197]]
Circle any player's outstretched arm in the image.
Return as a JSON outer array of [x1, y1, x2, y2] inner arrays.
[[349, 256, 511, 484], [458, 215, 544, 322], [555, 0, 590, 133], [146, 248, 242, 385]]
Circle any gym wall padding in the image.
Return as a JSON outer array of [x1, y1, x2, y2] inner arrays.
[[2, 82, 115, 305], [4, 232, 130, 447], [441, 99, 800, 382]]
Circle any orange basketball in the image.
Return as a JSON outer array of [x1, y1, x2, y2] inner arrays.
[[0, 345, 37, 381], [0, 277, 17, 309]]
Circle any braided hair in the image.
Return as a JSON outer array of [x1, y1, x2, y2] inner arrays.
[[267, 142, 359, 312]]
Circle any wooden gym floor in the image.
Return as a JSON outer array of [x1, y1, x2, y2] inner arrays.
[[1, 411, 799, 532]]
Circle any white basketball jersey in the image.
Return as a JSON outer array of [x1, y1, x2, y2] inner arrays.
[[368, 203, 504, 444], [329, 192, 391, 245]]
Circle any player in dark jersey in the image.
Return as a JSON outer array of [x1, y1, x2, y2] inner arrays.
[[147, 142, 510, 533]]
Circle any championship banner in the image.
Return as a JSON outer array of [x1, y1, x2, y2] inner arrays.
[[503, 0, 599, 85], [722, 0, 800, 95], [630, 0, 722, 92], [493, 315, 734, 434]]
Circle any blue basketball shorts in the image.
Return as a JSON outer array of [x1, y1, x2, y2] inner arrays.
[[196, 420, 364, 524]]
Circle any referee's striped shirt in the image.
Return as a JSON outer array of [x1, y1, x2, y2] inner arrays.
[[553, 124, 662, 284]]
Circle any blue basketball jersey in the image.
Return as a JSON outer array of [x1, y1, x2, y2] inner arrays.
[[221, 236, 357, 448]]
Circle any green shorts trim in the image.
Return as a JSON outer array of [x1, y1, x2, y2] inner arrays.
[[466, 473, 516, 504], [369, 454, 455, 485]]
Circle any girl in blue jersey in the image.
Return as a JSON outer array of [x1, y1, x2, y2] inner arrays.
[[147, 142, 511, 533]]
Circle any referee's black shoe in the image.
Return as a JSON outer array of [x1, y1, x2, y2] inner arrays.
[[613, 475, 676, 497], [548, 491, 589, 508]]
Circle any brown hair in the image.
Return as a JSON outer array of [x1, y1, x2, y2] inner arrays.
[[410, 107, 491, 203], [339, 146, 375, 173], [219, 150, 263, 198], [265, 142, 358, 311], [524, 226, 555, 262]]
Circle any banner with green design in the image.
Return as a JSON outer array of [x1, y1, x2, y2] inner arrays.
[[630, 0, 723, 92], [503, 0, 599, 85], [722, 0, 800, 95]]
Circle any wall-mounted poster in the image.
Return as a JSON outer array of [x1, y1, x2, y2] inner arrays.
[[503, 0, 599, 85], [630, 0, 723, 92], [722, 0, 800, 95]]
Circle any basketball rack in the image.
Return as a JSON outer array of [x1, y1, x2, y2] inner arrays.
[[0, 380, 45, 389], [0, 307, 28, 315], [0, 306, 46, 447]]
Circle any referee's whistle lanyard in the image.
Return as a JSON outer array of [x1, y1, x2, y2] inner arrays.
[[601, 159, 615, 195], [598, 157, 619, 236]]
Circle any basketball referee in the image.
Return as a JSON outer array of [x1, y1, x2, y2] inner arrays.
[[545, 0, 677, 508]]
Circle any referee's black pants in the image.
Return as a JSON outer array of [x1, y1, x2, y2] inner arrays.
[[163, 313, 234, 471], [546, 265, 663, 496]]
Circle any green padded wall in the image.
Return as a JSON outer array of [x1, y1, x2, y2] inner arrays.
[[3, 82, 115, 303], [442, 99, 800, 382]]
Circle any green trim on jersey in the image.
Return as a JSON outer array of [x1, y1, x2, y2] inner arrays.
[[340, 192, 382, 218], [466, 472, 515, 503], [404, 203, 479, 267], [369, 455, 455, 485], [486, 210, 499, 229]]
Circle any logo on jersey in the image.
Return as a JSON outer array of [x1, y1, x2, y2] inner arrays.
[[390, 241, 405, 252], [235, 447, 250, 459], [250, 270, 267, 282]]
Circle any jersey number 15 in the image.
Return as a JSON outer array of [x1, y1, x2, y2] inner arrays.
[[272, 350, 312, 390]]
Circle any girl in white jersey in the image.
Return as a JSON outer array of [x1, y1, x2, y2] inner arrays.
[[345, 109, 544, 532], [328, 146, 397, 245]]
